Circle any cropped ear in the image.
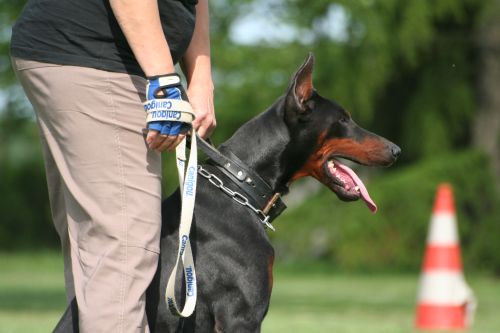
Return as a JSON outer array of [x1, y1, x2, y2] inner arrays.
[[285, 53, 315, 117]]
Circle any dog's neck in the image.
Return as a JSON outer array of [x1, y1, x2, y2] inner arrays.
[[219, 98, 306, 195]]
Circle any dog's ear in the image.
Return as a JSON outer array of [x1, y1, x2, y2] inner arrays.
[[285, 53, 315, 119]]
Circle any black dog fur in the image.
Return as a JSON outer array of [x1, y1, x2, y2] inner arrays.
[[53, 53, 400, 333]]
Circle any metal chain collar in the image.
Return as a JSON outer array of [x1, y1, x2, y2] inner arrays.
[[197, 165, 275, 231]]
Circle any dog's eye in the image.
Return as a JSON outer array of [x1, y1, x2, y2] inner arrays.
[[339, 117, 349, 124]]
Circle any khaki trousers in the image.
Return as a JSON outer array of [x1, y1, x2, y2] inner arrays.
[[12, 58, 162, 333]]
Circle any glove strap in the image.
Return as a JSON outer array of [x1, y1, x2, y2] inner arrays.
[[147, 73, 183, 97], [144, 99, 195, 123]]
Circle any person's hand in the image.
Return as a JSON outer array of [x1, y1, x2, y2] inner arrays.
[[187, 82, 216, 139], [144, 73, 194, 151]]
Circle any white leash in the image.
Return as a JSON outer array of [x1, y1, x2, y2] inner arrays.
[[144, 97, 198, 317], [165, 132, 198, 317]]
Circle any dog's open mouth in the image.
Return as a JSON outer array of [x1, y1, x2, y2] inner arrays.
[[324, 158, 377, 213]]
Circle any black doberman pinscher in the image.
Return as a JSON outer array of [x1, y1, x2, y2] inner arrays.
[[54, 53, 400, 332]]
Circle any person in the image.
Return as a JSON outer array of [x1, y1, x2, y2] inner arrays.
[[10, 0, 215, 331]]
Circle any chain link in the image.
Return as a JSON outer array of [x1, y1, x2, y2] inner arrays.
[[197, 165, 275, 231]]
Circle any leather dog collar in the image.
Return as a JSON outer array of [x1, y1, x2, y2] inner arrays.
[[196, 135, 287, 224]]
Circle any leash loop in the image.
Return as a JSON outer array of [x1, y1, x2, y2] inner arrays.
[[164, 131, 198, 318]]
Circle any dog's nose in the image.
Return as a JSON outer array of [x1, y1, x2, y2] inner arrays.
[[391, 144, 401, 159]]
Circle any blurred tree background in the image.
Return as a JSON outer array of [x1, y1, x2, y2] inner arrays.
[[1, 0, 499, 273]]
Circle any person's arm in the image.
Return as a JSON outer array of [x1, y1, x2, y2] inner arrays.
[[109, 0, 175, 76], [181, 0, 216, 139], [110, 0, 182, 151]]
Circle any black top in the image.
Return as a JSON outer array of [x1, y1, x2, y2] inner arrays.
[[10, 0, 197, 77]]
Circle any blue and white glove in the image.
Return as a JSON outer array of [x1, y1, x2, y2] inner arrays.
[[144, 73, 194, 136]]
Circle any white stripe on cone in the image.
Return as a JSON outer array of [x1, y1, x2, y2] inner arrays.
[[417, 272, 475, 305], [427, 213, 459, 245]]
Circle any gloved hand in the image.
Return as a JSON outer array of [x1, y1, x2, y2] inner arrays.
[[144, 73, 192, 136]]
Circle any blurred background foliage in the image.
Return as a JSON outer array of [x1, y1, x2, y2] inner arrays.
[[1, 0, 499, 274]]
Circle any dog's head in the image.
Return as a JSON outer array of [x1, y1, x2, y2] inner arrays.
[[285, 53, 400, 213]]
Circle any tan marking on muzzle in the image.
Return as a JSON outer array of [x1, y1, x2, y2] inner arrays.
[[291, 133, 391, 182]]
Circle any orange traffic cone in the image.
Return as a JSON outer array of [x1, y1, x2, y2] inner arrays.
[[415, 183, 476, 330]]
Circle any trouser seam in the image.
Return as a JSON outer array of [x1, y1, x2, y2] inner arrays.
[[105, 73, 128, 333]]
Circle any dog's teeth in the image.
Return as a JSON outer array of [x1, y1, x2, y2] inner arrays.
[[355, 186, 360, 192], [328, 161, 337, 173]]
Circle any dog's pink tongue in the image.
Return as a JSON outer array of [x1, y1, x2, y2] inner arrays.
[[335, 162, 378, 213]]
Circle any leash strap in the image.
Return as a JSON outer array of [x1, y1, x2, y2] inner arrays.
[[149, 97, 198, 317], [165, 133, 198, 317], [164, 132, 286, 316]]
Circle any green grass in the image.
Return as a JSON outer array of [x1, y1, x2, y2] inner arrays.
[[1, 252, 499, 333], [0, 252, 66, 333], [263, 269, 500, 333]]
